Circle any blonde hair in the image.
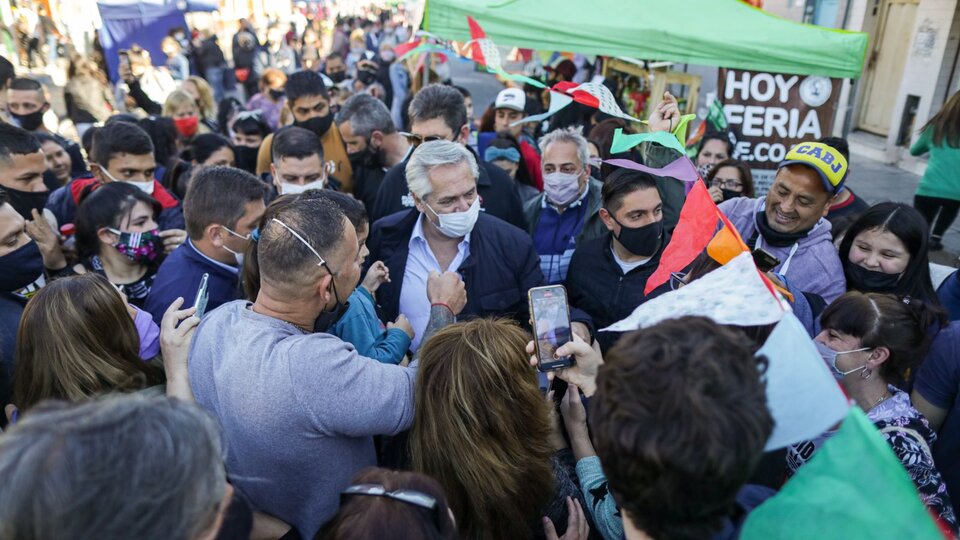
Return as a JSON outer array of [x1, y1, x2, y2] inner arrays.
[[13, 274, 162, 412], [410, 319, 555, 540], [185, 76, 217, 120], [163, 89, 199, 117]]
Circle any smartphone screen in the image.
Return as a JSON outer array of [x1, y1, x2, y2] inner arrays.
[[752, 248, 781, 273], [529, 285, 575, 371], [193, 273, 209, 319]]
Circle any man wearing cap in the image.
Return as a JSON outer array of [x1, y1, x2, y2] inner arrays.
[[492, 87, 542, 190], [718, 141, 848, 303]]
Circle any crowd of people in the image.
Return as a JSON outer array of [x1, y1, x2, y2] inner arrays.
[[0, 4, 959, 540]]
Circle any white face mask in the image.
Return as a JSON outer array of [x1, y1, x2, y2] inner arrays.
[[221, 226, 250, 267], [543, 171, 582, 206], [98, 164, 155, 195], [279, 179, 325, 195], [425, 198, 481, 239]]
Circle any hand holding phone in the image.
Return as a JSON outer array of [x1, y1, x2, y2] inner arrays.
[[529, 285, 576, 371], [752, 248, 781, 273], [193, 273, 209, 319]]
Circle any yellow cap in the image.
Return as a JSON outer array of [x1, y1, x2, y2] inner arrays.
[[778, 142, 848, 195]]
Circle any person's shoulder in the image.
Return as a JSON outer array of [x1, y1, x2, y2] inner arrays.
[[372, 208, 418, 235], [523, 192, 545, 213], [718, 195, 758, 216], [477, 212, 533, 242], [931, 322, 960, 352], [382, 159, 408, 182]]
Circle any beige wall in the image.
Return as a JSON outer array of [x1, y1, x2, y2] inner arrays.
[[884, 0, 957, 159]]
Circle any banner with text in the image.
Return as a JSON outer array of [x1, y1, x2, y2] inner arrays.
[[718, 69, 841, 196]]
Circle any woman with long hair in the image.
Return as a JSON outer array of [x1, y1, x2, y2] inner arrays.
[[838, 202, 945, 313], [163, 90, 211, 141], [912, 90, 960, 251], [788, 292, 956, 532], [11, 273, 164, 414], [410, 318, 588, 540], [183, 75, 218, 129]]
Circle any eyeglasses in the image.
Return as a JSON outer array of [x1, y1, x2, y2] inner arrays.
[[341, 484, 443, 529], [401, 125, 464, 148], [711, 177, 744, 191]]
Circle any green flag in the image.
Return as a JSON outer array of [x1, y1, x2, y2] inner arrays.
[[609, 119, 695, 157], [706, 98, 727, 131], [741, 407, 946, 540]]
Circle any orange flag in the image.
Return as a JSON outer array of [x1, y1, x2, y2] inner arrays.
[[707, 212, 750, 264], [645, 180, 720, 294]]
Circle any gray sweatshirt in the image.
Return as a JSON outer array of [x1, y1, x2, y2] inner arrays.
[[189, 300, 418, 538]]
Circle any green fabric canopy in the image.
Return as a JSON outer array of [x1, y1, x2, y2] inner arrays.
[[423, 0, 868, 78]]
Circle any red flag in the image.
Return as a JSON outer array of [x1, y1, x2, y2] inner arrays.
[[466, 16, 486, 66], [645, 180, 720, 294], [393, 39, 423, 59]]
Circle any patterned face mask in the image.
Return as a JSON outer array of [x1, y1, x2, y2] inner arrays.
[[107, 227, 163, 264]]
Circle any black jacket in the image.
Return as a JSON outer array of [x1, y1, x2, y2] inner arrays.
[[369, 147, 526, 230], [564, 232, 670, 353], [367, 209, 590, 331], [352, 163, 387, 211]]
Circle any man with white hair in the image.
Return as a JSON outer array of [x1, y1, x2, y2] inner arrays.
[[367, 140, 592, 351], [523, 126, 607, 284]]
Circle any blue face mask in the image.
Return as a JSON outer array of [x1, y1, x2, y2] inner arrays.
[[0, 240, 44, 293]]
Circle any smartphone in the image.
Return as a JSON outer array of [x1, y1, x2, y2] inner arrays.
[[529, 285, 576, 371], [752, 248, 781, 273], [193, 273, 209, 319]]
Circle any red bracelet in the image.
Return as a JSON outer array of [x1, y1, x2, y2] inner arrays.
[[431, 302, 453, 314]]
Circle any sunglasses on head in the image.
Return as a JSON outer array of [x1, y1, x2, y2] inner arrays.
[[341, 483, 444, 530], [400, 125, 464, 148]]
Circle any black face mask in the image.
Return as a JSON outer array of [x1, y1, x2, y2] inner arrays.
[[612, 217, 663, 258], [234, 145, 260, 174], [721, 189, 743, 202], [0, 240, 43, 292], [844, 260, 902, 293], [357, 70, 377, 85], [11, 109, 45, 131], [294, 114, 334, 138], [268, 88, 286, 100], [348, 143, 384, 171], [313, 278, 350, 332], [5, 186, 50, 219], [755, 211, 811, 248], [327, 71, 347, 84]]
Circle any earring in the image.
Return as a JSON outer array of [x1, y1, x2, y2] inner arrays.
[[860, 368, 872, 380]]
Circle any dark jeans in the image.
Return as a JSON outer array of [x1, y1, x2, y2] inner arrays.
[[914, 195, 960, 238]]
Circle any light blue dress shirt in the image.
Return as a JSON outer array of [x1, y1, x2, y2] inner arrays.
[[399, 214, 471, 351]]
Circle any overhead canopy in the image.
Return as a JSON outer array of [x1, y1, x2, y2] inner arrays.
[[97, 0, 217, 82], [423, 0, 869, 79]]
